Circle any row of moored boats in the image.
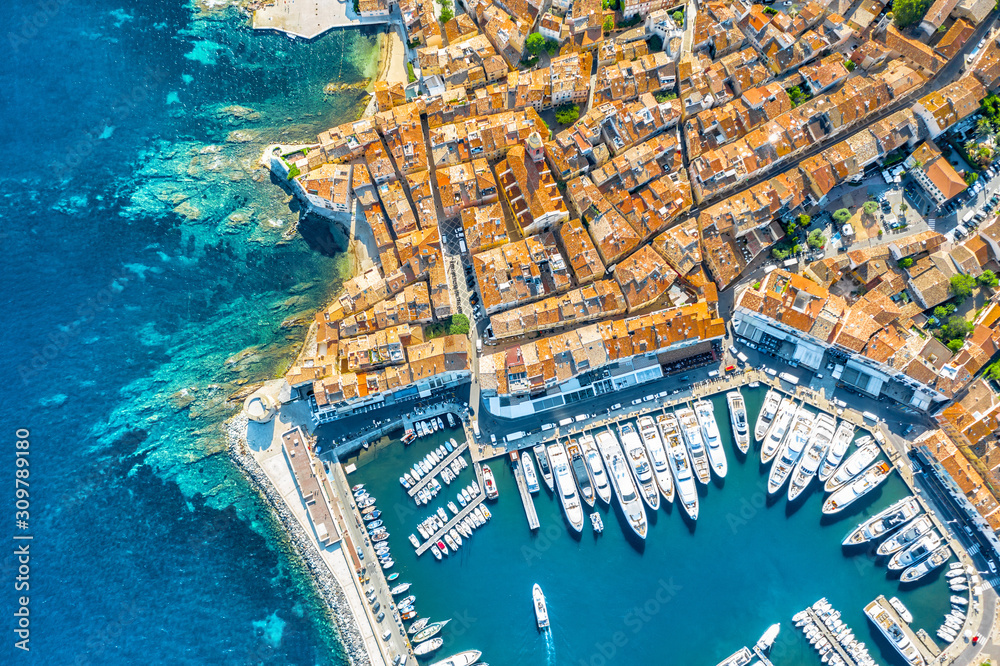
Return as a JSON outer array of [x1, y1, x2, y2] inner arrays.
[[353, 485, 396, 572], [403, 414, 454, 444], [411, 486, 492, 560], [399, 438, 466, 505], [937, 562, 974, 643], [794, 597, 876, 666]]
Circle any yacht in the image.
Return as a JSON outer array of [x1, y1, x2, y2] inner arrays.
[[768, 408, 814, 496], [819, 422, 857, 482], [580, 434, 612, 504], [844, 496, 921, 546], [787, 413, 837, 501], [638, 416, 674, 504], [658, 413, 699, 520], [533, 443, 555, 491], [677, 407, 711, 484], [522, 451, 540, 494], [414, 638, 443, 657], [619, 423, 660, 510], [567, 439, 596, 507], [889, 533, 943, 571], [755, 389, 782, 442], [822, 461, 892, 514], [548, 442, 584, 533], [878, 515, 934, 556], [533, 584, 549, 630], [727, 390, 750, 454], [756, 623, 781, 653], [824, 440, 881, 492], [596, 430, 648, 539], [428, 651, 482, 666], [482, 464, 499, 500], [864, 598, 926, 666], [694, 399, 727, 479], [761, 397, 797, 464]]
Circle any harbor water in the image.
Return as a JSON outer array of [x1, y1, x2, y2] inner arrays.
[[345, 387, 952, 666]]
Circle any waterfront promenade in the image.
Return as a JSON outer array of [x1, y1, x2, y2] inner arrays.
[[252, 0, 390, 40]]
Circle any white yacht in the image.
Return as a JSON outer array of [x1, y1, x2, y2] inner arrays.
[[677, 407, 711, 484], [619, 423, 659, 510], [428, 651, 483, 666], [889, 533, 943, 571], [694, 399, 727, 479], [638, 416, 674, 503], [823, 461, 892, 514], [567, 439, 596, 508], [768, 408, 814, 496], [878, 515, 934, 556], [596, 430, 648, 539], [761, 397, 796, 464], [824, 439, 880, 492], [580, 434, 612, 504], [522, 451, 540, 494], [818, 421, 856, 482], [755, 389, 782, 442], [844, 496, 921, 546], [532, 443, 554, 492], [727, 390, 750, 454], [533, 583, 549, 630], [864, 599, 926, 666], [787, 412, 836, 501], [548, 442, 584, 533], [901, 545, 951, 583], [658, 413, 698, 521]]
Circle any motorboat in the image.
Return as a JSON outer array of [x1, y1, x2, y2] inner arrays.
[[694, 399, 727, 479], [658, 413, 698, 520], [676, 407, 711, 484], [391, 583, 411, 595], [819, 422, 857, 482], [864, 598, 926, 666], [788, 412, 837, 501], [824, 440, 881, 493], [843, 496, 921, 546], [414, 638, 443, 656], [889, 533, 942, 571], [618, 423, 659, 510], [761, 397, 797, 464], [889, 597, 913, 623], [727, 390, 750, 454], [522, 451, 540, 493], [768, 408, 814, 496], [596, 430, 648, 539], [413, 620, 450, 643], [427, 651, 482, 666], [901, 545, 951, 583], [755, 389, 781, 442], [638, 416, 674, 504], [548, 442, 584, 533], [533, 584, 549, 629], [482, 464, 499, 500], [567, 439, 596, 508], [532, 443, 555, 491], [409, 617, 431, 634], [755, 623, 781, 653], [580, 434, 612, 505], [822, 461, 892, 514]]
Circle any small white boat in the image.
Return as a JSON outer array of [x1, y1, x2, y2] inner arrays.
[[431, 545, 442, 560], [409, 534, 420, 548], [482, 464, 499, 500], [889, 597, 913, 623], [951, 595, 968, 606], [522, 452, 540, 493], [414, 638, 443, 656], [727, 390, 750, 454], [590, 512, 603, 533], [755, 389, 781, 443], [427, 650, 482, 666], [533, 583, 549, 630], [533, 443, 555, 491], [889, 533, 942, 571]]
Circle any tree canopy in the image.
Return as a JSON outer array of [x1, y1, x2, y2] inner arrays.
[[807, 229, 826, 249], [862, 201, 878, 215], [555, 104, 580, 126], [603, 15, 615, 32], [893, 0, 932, 28], [979, 270, 999, 288], [832, 208, 852, 224], [950, 273, 977, 300], [526, 32, 546, 56]]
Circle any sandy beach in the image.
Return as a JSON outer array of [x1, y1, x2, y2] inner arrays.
[[369, 28, 408, 91]]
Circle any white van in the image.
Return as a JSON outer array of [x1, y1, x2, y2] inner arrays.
[[541, 423, 556, 431], [862, 411, 878, 423], [558, 417, 574, 427], [575, 414, 588, 422]]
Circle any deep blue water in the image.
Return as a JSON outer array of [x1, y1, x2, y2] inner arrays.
[[0, 2, 381, 663]]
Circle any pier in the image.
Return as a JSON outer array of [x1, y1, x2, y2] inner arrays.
[[800, 606, 863, 666], [406, 440, 469, 498], [873, 594, 940, 662], [414, 491, 485, 557], [512, 454, 540, 531]]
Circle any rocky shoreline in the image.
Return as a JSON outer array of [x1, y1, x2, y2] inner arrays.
[[224, 414, 372, 666]]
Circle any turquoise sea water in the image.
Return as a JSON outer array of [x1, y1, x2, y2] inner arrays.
[[1, 2, 382, 663], [345, 387, 952, 666]]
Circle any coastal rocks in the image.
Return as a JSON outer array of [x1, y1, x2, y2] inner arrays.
[[173, 201, 203, 221], [280, 314, 310, 330], [225, 345, 267, 373], [225, 415, 371, 666], [215, 104, 261, 124], [228, 382, 264, 405], [226, 130, 257, 143], [170, 388, 198, 411], [38, 393, 68, 409]]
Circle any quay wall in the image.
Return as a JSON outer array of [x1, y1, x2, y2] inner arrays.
[[225, 414, 372, 666]]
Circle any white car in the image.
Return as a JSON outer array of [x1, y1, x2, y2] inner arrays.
[[729, 345, 738, 355]]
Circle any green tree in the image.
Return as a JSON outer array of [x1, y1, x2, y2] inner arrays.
[[772, 247, 790, 260], [898, 257, 914, 269], [984, 361, 1000, 380], [555, 104, 580, 125], [439, 5, 453, 22], [966, 171, 980, 186], [863, 201, 878, 215], [672, 10, 684, 23], [648, 35, 664, 52], [942, 315, 974, 341], [893, 0, 932, 28], [807, 229, 827, 249], [933, 305, 949, 320], [603, 15, 615, 32], [786, 221, 797, 235], [407, 61, 416, 83], [947, 339, 965, 353], [449, 314, 470, 335], [951, 273, 977, 300], [798, 214, 811, 226], [979, 270, 999, 288], [526, 32, 546, 56], [545, 39, 559, 55], [844, 59, 856, 72], [833, 208, 852, 224], [976, 117, 996, 139]]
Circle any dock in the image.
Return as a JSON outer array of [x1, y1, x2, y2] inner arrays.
[[512, 454, 540, 531], [414, 491, 485, 556], [873, 594, 940, 662], [800, 606, 863, 666], [406, 440, 469, 498]]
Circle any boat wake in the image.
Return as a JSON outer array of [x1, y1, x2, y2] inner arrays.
[[544, 628, 556, 665]]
